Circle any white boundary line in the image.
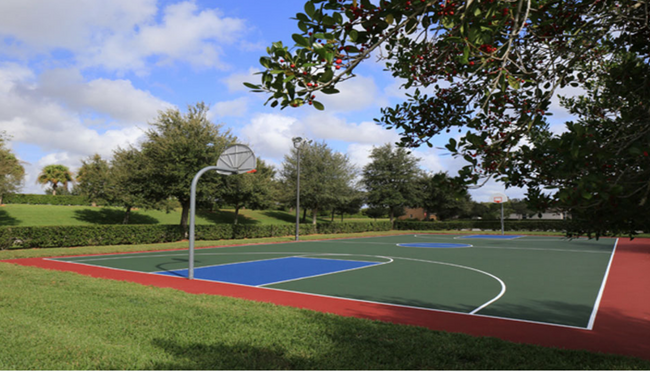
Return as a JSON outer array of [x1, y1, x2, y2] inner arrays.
[[586, 238, 619, 330], [396, 243, 473, 249], [454, 235, 525, 240], [473, 246, 611, 254]]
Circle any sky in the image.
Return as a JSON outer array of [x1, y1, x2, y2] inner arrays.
[[0, 0, 574, 202]]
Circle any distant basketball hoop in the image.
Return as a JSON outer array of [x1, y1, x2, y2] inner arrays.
[[491, 192, 507, 204], [490, 193, 508, 235]]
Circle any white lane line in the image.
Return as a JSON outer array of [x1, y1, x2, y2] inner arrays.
[[586, 238, 619, 330]]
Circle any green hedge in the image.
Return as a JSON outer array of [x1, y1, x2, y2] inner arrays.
[[2, 194, 98, 206], [394, 220, 568, 232], [0, 225, 185, 249], [0, 221, 393, 250]]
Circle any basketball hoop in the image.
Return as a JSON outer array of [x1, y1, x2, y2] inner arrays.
[[490, 192, 508, 236], [216, 144, 256, 175], [491, 193, 508, 204]]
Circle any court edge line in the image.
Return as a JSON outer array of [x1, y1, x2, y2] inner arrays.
[[257, 257, 392, 287], [586, 238, 619, 330], [39, 257, 588, 331], [326, 239, 611, 254], [242, 283, 591, 331], [396, 243, 473, 248], [473, 246, 611, 254]]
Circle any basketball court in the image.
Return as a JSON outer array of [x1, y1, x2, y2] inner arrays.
[[5, 233, 649, 360]]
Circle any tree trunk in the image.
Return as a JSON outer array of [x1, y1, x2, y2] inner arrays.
[[302, 208, 307, 223], [312, 208, 318, 225], [389, 210, 395, 229], [234, 205, 240, 225], [122, 206, 132, 224], [331, 209, 335, 222], [180, 199, 190, 229], [0, 195, 3, 205]]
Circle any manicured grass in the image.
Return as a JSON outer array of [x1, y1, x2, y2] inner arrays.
[[0, 204, 378, 227], [1, 259, 649, 370]]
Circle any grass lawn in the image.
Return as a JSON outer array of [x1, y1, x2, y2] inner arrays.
[[0, 204, 379, 227], [1, 234, 650, 370]]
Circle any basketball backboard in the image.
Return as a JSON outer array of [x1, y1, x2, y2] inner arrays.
[[491, 192, 508, 204], [216, 144, 256, 175]]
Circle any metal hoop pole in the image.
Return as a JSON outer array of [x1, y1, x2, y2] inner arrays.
[[295, 147, 301, 241], [189, 165, 224, 280]]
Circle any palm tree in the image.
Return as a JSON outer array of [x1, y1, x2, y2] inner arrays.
[[37, 164, 73, 195]]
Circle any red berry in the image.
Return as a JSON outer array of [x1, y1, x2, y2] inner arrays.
[[336, 59, 343, 64]]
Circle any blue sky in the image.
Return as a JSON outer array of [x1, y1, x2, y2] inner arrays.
[[0, 0, 572, 201]]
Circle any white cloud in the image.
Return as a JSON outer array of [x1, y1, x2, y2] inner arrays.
[[36, 68, 173, 125], [223, 67, 261, 92], [240, 113, 304, 160], [302, 113, 400, 145], [346, 143, 376, 170], [317, 75, 385, 112], [0, 1, 248, 74], [83, 1, 247, 73], [210, 97, 249, 118], [0, 0, 157, 54]]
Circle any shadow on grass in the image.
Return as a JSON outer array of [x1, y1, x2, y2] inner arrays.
[[0, 208, 20, 226], [148, 305, 650, 370], [260, 210, 296, 223], [73, 208, 159, 225], [196, 210, 259, 225], [151, 339, 298, 369]]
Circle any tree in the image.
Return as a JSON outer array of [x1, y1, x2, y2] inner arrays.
[[0, 134, 25, 204], [107, 147, 152, 224], [76, 154, 110, 206], [331, 188, 364, 221], [249, 0, 649, 236], [362, 144, 421, 226], [419, 172, 472, 220], [140, 102, 237, 228], [281, 141, 356, 225], [219, 158, 277, 225], [509, 198, 535, 219], [37, 164, 73, 196]]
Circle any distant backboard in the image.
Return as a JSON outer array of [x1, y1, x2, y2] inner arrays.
[[216, 144, 256, 175], [491, 192, 508, 204]]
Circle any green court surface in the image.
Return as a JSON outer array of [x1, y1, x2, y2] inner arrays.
[[51, 234, 616, 329]]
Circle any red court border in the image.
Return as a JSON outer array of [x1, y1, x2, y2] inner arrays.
[[2, 237, 649, 360]]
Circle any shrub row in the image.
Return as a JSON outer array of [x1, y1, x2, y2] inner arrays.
[[0, 221, 393, 250], [2, 194, 102, 206], [394, 219, 568, 232]]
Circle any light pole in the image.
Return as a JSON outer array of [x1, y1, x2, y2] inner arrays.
[[292, 137, 307, 241]]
